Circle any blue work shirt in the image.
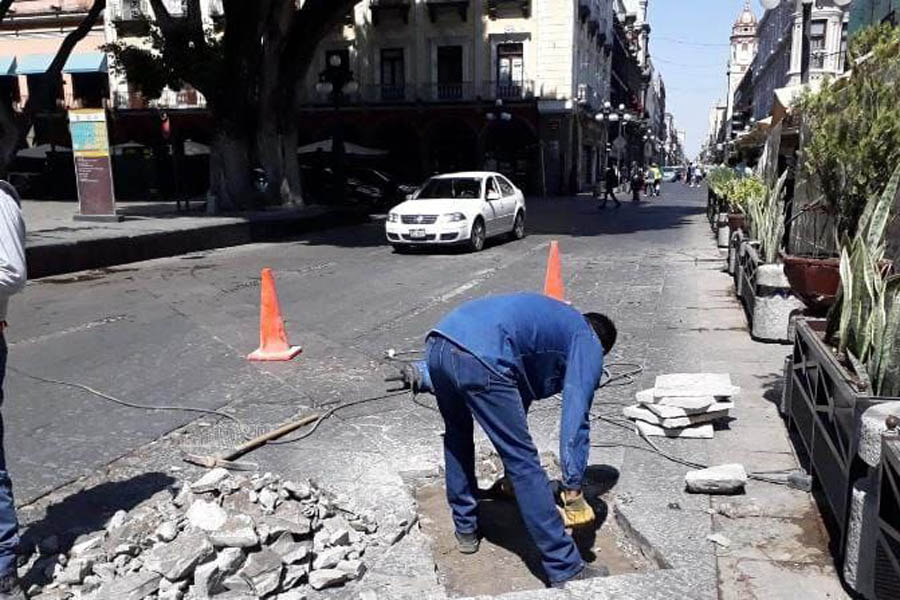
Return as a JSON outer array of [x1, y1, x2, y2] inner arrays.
[[416, 292, 606, 489]]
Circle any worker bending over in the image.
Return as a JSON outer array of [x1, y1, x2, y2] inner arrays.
[[400, 292, 616, 588]]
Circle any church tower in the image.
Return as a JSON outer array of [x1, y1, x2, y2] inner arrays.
[[727, 1, 758, 120]]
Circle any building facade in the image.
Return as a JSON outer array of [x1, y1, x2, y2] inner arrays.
[[295, 0, 627, 195], [0, 0, 108, 115], [726, 1, 758, 123], [850, 0, 900, 34]]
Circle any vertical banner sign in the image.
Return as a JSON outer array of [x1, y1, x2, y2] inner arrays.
[[69, 109, 120, 221]]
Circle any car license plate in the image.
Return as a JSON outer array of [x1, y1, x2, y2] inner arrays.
[[409, 229, 426, 239]]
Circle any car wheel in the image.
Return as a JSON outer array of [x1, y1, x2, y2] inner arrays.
[[468, 218, 486, 253], [511, 211, 526, 240]]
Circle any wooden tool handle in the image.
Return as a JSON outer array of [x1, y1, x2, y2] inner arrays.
[[223, 413, 320, 460]]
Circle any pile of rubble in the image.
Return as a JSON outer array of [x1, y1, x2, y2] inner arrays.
[[623, 373, 740, 439], [24, 468, 381, 599]]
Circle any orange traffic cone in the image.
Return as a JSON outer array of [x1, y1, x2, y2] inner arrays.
[[543, 241, 565, 301], [247, 268, 302, 361]]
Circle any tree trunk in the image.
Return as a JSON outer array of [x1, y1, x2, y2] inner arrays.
[[209, 128, 253, 213], [0, 100, 18, 180]]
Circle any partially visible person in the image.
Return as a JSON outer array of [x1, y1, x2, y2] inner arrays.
[[649, 163, 662, 197], [630, 163, 644, 203], [598, 166, 621, 209], [0, 181, 27, 600], [685, 163, 694, 186]]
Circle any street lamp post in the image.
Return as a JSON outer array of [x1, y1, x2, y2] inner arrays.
[[315, 54, 359, 204], [594, 102, 628, 176]]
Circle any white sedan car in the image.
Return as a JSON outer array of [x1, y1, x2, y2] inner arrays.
[[385, 171, 526, 253]]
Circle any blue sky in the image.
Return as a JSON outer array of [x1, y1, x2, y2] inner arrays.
[[647, 0, 759, 158]]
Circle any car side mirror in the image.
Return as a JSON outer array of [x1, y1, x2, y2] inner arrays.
[[486, 190, 501, 201]]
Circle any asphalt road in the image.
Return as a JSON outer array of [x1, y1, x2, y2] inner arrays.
[[5, 186, 704, 507]]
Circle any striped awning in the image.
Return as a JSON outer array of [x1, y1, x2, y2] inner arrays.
[[0, 56, 15, 76], [15, 52, 108, 75], [15, 53, 54, 75], [63, 52, 108, 74]]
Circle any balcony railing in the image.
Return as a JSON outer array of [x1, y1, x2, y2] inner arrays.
[[112, 89, 207, 110], [305, 80, 539, 106], [484, 80, 535, 100]]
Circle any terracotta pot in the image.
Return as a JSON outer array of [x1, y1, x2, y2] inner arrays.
[[781, 254, 841, 314], [727, 213, 746, 232]]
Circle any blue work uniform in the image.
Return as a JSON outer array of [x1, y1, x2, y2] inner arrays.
[[415, 292, 605, 584]]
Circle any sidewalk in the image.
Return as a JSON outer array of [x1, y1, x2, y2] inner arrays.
[[22, 199, 368, 279]]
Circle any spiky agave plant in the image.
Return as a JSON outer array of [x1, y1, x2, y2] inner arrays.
[[748, 170, 789, 264], [832, 164, 900, 395]]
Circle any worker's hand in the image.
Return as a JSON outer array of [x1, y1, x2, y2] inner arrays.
[[558, 490, 595, 528], [397, 364, 423, 394]]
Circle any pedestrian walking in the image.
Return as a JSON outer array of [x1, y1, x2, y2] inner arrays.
[[397, 293, 617, 588], [630, 163, 644, 203], [685, 163, 694, 186], [0, 181, 27, 600], [649, 163, 662, 198], [598, 166, 621, 208]]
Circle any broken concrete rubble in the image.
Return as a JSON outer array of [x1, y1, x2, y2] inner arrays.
[[24, 470, 376, 600]]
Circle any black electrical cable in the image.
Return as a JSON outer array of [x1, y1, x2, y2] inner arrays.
[[9, 366, 245, 427]]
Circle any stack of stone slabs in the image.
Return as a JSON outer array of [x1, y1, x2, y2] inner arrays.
[[623, 373, 740, 439]]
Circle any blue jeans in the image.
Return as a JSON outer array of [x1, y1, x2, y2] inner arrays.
[[0, 334, 18, 577], [426, 335, 583, 584]]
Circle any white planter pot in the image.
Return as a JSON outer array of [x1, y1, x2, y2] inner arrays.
[[751, 263, 805, 343]]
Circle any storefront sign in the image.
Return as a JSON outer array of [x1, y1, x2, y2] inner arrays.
[[69, 109, 120, 221]]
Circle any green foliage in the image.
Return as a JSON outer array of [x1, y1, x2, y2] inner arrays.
[[748, 171, 789, 264], [727, 175, 766, 214], [795, 23, 900, 243], [102, 19, 223, 102], [833, 163, 900, 396], [707, 166, 736, 198]]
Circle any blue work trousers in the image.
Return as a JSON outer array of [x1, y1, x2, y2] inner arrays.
[[426, 335, 583, 584], [0, 334, 18, 577]]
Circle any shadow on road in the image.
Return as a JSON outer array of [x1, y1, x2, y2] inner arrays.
[[269, 187, 708, 251], [19, 472, 176, 582]]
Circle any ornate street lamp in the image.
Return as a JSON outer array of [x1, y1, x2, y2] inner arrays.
[[316, 53, 359, 204]]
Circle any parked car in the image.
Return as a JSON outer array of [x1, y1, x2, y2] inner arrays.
[[301, 165, 417, 208], [385, 171, 526, 253], [662, 166, 682, 182]]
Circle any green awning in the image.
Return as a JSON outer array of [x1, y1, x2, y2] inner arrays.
[[63, 52, 108, 74], [15, 53, 54, 75], [0, 56, 15, 76], [15, 52, 108, 75]]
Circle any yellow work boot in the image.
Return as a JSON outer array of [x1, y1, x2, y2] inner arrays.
[[558, 490, 595, 528]]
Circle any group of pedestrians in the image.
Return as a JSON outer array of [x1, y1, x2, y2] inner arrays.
[[593, 162, 663, 209]]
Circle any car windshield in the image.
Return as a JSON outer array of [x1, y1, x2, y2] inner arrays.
[[415, 177, 482, 200]]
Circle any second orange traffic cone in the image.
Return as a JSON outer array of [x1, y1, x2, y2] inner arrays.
[[247, 268, 302, 361], [543, 241, 565, 301]]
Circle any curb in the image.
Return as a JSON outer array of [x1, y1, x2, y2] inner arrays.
[[25, 208, 370, 279]]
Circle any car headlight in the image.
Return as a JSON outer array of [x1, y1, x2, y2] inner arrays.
[[441, 212, 467, 223], [388, 213, 399, 223]]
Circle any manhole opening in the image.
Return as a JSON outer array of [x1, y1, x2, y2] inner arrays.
[[412, 450, 659, 597]]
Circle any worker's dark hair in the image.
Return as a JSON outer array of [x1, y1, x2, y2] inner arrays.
[[583, 313, 617, 354]]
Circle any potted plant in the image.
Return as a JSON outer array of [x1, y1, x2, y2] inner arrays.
[[784, 164, 900, 591], [786, 24, 900, 314], [738, 171, 805, 342], [726, 176, 766, 274], [707, 166, 736, 229]]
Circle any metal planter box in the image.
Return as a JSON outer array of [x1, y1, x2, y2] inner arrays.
[[787, 318, 896, 552], [875, 437, 900, 599]]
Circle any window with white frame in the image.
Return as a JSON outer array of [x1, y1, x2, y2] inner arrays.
[[810, 20, 826, 69]]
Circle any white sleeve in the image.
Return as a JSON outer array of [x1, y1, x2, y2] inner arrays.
[[0, 191, 27, 295]]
